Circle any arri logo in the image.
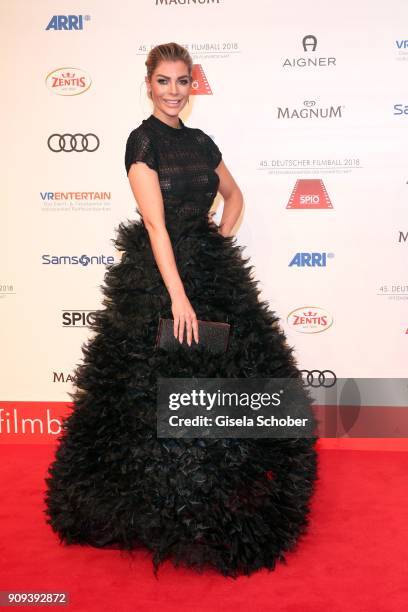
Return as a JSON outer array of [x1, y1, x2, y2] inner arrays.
[[45, 68, 92, 96], [287, 179, 333, 209], [45, 15, 90, 30], [289, 252, 334, 267], [287, 307, 333, 334]]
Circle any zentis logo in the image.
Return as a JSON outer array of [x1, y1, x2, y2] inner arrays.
[[287, 307, 333, 333], [45, 68, 92, 95]]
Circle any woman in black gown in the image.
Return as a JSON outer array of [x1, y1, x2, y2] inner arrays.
[[44, 42, 319, 578]]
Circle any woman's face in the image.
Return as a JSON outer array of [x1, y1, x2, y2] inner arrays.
[[147, 60, 191, 119]]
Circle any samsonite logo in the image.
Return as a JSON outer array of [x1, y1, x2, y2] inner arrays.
[[393, 104, 408, 116], [45, 68, 92, 96], [45, 15, 90, 30], [287, 307, 333, 333], [41, 254, 114, 265], [289, 252, 334, 267]]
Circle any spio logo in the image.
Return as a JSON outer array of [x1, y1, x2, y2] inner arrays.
[[62, 311, 97, 327], [45, 68, 92, 96], [287, 179, 333, 209], [287, 307, 333, 333], [190, 64, 213, 95], [289, 252, 334, 266], [45, 15, 90, 30]]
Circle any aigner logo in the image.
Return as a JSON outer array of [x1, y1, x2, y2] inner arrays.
[[283, 35, 337, 68], [47, 133, 100, 152], [303, 34, 317, 51]]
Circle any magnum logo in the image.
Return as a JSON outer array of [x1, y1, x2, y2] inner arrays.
[[277, 100, 343, 119]]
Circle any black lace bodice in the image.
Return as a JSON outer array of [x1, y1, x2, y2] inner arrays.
[[124, 114, 222, 220]]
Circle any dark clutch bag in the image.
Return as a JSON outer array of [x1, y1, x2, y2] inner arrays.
[[155, 317, 230, 354]]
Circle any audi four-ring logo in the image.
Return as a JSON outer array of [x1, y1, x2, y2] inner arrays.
[[47, 133, 100, 152], [300, 370, 336, 387]]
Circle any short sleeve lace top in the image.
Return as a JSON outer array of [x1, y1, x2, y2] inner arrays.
[[124, 114, 222, 211]]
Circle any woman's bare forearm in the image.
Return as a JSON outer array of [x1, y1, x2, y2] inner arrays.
[[145, 224, 186, 299], [219, 190, 244, 237]]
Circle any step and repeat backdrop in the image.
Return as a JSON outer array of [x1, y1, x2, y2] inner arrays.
[[1, 0, 407, 446]]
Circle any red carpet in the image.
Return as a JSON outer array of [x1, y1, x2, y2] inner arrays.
[[1, 444, 407, 611]]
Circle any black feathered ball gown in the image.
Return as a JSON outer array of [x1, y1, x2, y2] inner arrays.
[[44, 113, 319, 578]]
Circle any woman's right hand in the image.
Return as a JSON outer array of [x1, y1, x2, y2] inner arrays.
[[171, 292, 199, 345]]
